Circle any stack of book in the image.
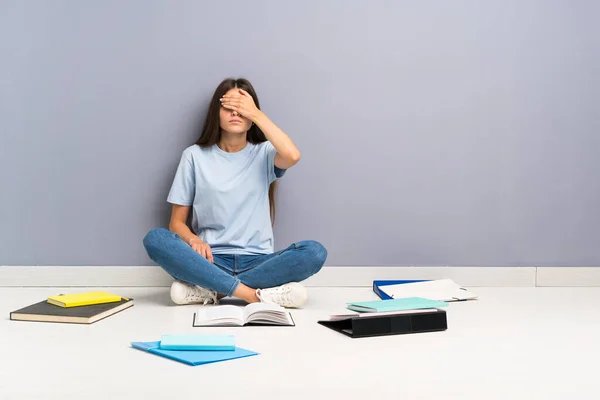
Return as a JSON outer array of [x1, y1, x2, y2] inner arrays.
[[319, 279, 479, 338], [319, 297, 449, 338], [9, 291, 134, 324], [131, 334, 258, 366]]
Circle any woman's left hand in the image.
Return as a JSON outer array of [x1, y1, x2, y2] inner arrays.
[[220, 89, 260, 121]]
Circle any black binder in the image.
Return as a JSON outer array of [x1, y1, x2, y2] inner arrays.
[[318, 309, 447, 338]]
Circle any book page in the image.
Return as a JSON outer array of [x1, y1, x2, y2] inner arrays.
[[243, 302, 293, 325], [329, 308, 439, 321], [242, 302, 285, 322], [194, 305, 244, 325]]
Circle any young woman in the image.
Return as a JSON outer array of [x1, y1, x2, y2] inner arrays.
[[143, 78, 327, 308]]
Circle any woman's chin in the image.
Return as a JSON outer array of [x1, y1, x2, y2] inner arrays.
[[224, 126, 248, 135]]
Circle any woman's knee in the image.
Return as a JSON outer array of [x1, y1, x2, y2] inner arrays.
[[142, 228, 171, 254], [298, 240, 328, 269]]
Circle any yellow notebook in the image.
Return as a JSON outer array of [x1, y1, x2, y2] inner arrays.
[[47, 291, 123, 308]]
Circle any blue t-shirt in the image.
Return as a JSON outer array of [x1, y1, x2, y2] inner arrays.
[[167, 141, 285, 255]]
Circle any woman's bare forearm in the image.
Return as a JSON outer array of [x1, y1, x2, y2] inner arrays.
[[168, 220, 201, 245]]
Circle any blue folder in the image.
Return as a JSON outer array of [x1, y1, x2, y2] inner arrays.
[[373, 280, 430, 300], [131, 341, 258, 366]]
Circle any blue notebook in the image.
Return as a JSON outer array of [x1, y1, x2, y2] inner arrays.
[[373, 280, 429, 300], [159, 334, 235, 351], [346, 297, 448, 312], [131, 341, 258, 366], [373, 279, 477, 302]]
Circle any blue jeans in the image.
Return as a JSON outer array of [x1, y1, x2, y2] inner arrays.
[[143, 228, 327, 296]]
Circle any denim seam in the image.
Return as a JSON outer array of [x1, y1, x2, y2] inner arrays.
[[225, 277, 241, 297]]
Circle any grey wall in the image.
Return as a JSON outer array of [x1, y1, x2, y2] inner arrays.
[[1, 1, 599, 266]]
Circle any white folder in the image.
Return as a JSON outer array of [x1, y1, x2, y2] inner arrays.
[[379, 278, 478, 302]]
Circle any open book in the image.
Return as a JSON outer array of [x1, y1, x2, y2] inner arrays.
[[193, 303, 295, 327]]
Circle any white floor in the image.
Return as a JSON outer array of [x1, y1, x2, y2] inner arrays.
[[2, 286, 600, 400]]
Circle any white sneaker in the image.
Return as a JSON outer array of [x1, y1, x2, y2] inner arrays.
[[256, 282, 308, 308], [170, 280, 219, 305]]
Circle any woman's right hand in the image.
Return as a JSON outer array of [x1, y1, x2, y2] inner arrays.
[[189, 238, 214, 264]]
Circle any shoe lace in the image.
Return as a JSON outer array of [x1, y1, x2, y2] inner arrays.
[[186, 285, 218, 305], [258, 285, 292, 306]]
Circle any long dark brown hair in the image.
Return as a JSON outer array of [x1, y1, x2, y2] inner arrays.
[[196, 78, 278, 223]]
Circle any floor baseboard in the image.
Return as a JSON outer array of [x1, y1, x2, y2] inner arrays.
[[0, 265, 544, 287], [2, 265, 598, 287], [536, 267, 600, 287]]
